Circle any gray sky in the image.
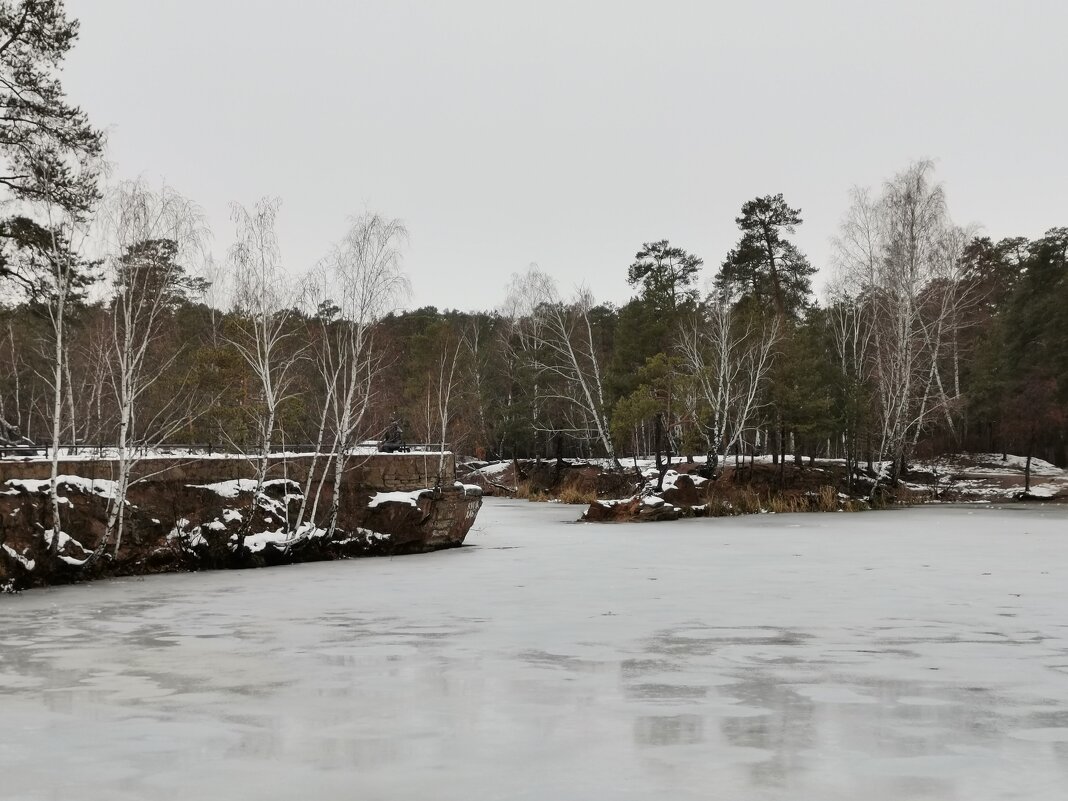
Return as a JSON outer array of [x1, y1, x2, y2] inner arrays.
[[65, 0, 1068, 311]]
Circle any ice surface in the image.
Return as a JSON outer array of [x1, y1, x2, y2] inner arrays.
[[2, 501, 1068, 800]]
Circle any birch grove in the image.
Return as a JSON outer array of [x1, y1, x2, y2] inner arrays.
[[505, 267, 616, 462], [298, 214, 409, 536], [677, 297, 778, 468], [831, 161, 980, 484]]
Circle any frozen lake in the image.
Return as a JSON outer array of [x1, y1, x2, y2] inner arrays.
[[3, 500, 1068, 800]]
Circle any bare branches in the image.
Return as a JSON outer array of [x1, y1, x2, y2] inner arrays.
[[678, 298, 778, 465], [225, 198, 303, 517], [94, 179, 211, 557], [830, 161, 980, 484], [297, 212, 409, 535], [504, 266, 615, 461]]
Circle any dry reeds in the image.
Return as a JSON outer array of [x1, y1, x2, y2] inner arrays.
[[515, 479, 597, 505], [699, 482, 871, 517], [557, 486, 598, 505]]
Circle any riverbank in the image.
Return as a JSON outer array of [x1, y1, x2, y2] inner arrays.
[[460, 452, 1068, 522]]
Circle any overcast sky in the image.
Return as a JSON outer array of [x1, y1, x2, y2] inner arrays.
[[65, 0, 1067, 311]]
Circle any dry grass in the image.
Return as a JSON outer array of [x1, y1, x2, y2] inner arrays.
[[699, 482, 872, 517], [515, 479, 597, 505], [557, 486, 598, 505], [894, 486, 936, 504], [701, 486, 763, 517], [766, 494, 804, 513], [514, 481, 543, 501], [519, 461, 890, 515]]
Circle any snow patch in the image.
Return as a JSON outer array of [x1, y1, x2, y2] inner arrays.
[[6, 475, 119, 499], [188, 479, 258, 498], [368, 489, 430, 509], [474, 462, 512, 476], [241, 529, 292, 553], [2, 544, 35, 571], [357, 526, 391, 542]]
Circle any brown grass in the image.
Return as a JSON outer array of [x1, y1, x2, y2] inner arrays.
[[514, 481, 543, 501], [557, 486, 598, 505], [518, 458, 898, 515], [515, 479, 596, 505], [698, 481, 873, 517]]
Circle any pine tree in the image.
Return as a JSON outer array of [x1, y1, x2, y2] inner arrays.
[[717, 194, 815, 320], [0, 0, 104, 295], [611, 240, 703, 400], [626, 240, 703, 314]]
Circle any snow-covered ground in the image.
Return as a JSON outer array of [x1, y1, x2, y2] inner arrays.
[[2, 500, 1068, 800], [913, 453, 1068, 500]]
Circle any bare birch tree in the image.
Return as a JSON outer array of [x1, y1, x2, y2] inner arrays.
[[459, 315, 495, 458], [424, 328, 462, 484], [94, 179, 209, 558], [19, 147, 105, 560], [831, 161, 980, 487], [295, 213, 408, 537], [677, 296, 778, 469], [40, 212, 85, 556], [226, 198, 302, 523], [505, 266, 616, 463]]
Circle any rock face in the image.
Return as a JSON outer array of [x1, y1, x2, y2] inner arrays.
[[582, 495, 704, 523], [581, 470, 708, 523], [357, 485, 483, 554], [660, 474, 701, 506], [0, 454, 482, 592]]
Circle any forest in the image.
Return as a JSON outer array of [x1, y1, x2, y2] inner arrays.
[[1, 1, 1066, 493]]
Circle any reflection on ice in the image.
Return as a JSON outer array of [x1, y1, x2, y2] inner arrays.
[[2, 499, 1068, 799], [634, 714, 705, 746]]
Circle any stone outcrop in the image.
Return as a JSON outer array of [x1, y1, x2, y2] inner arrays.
[[583, 495, 704, 523], [0, 454, 481, 592]]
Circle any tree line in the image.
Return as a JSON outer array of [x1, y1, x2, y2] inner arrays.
[[1, 3, 1066, 518]]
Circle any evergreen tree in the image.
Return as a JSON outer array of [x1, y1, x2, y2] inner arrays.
[[965, 228, 1068, 464], [0, 0, 104, 295], [717, 194, 815, 319], [610, 240, 703, 400], [627, 239, 703, 313]]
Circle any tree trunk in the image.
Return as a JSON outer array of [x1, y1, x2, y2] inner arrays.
[[1024, 427, 1035, 494], [48, 285, 65, 558], [654, 415, 666, 493], [778, 424, 786, 489]]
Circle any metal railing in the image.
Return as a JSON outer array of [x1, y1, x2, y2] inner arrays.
[[0, 442, 453, 460]]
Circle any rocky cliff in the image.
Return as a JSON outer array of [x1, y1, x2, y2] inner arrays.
[[0, 454, 482, 592]]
